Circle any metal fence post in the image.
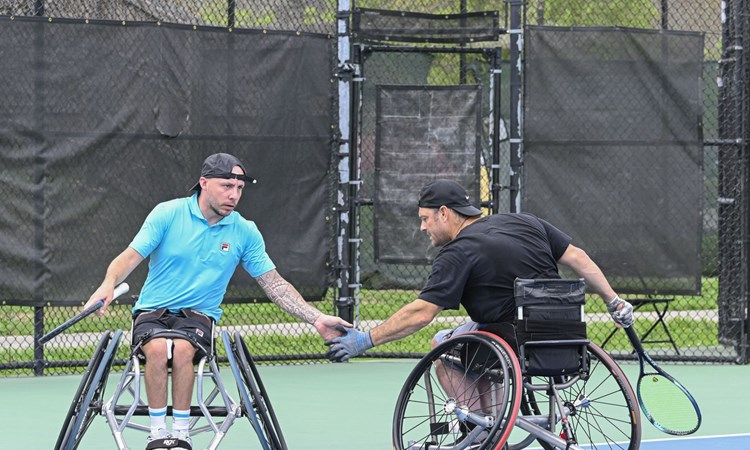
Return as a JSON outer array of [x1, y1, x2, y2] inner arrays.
[[508, 0, 523, 213], [227, 0, 235, 28], [490, 47, 503, 215], [740, 0, 750, 364], [335, 0, 356, 324]]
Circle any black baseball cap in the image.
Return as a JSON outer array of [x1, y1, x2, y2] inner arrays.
[[418, 179, 482, 217], [190, 153, 256, 191]]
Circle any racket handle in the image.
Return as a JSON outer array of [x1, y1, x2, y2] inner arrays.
[[113, 282, 130, 300], [39, 283, 130, 344], [624, 325, 646, 354]]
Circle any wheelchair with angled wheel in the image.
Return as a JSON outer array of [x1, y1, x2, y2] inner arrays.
[[54, 316, 286, 450], [392, 278, 642, 450]]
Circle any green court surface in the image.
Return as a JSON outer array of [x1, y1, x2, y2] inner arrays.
[[1, 360, 747, 449]]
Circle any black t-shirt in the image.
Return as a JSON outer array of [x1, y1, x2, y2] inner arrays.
[[419, 213, 572, 323]]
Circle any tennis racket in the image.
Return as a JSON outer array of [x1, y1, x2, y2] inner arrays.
[[39, 283, 130, 345], [624, 325, 701, 435]]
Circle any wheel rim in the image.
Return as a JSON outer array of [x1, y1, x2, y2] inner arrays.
[[521, 343, 641, 450], [233, 332, 286, 450], [393, 332, 522, 450]]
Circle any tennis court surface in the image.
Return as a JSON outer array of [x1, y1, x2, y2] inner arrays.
[[3, 360, 747, 449]]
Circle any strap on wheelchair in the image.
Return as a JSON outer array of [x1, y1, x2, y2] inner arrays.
[[131, 328, 210, 360], [145, 437, 192, 450]]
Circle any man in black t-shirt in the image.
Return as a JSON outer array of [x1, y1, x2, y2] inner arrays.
[[326, 179, 633, 361]]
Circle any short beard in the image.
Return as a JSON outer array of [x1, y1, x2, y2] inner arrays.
[[210, 204, 229, 218]]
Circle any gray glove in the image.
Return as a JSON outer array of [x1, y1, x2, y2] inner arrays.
[[324, 325, 374, 362], [607, 295, 634, 327]]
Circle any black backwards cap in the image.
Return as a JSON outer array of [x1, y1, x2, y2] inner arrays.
[[418, 179, 482, 217], [190, 153, 256, 192]]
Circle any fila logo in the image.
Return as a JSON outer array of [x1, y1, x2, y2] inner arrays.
[[220, 242, 230, 252], [195, 328, 204, 337]]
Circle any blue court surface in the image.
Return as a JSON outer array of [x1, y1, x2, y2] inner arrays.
[[640, 434, 750, 449]]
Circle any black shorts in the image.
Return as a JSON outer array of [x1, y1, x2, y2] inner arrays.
[[132, 308, 213, 360]]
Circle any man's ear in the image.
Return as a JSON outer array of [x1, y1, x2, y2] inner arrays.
[[438, 205, 450, 221]]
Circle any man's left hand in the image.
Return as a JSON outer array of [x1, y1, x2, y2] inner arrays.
[[324, 325, 374, 362]]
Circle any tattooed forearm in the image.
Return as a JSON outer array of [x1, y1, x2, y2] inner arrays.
[[256, 269, 322, 324]]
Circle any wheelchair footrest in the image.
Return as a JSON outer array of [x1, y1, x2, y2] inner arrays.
[[146, 437, 192, 450]]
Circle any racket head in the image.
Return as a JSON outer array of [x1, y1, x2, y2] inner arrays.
[[636, 367, 701, 435], [626, 325, 701, 435]]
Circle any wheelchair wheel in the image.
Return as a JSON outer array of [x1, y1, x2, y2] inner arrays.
[[520, 342, 641, 450], [233, 332, 287, 450], [55, 329, 123, 450], [222, 332, 287, 450], [393, 331, 522, 450]]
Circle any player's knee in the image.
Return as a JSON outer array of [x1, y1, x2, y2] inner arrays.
[[143, 338, 169, 364], [172, 340, 196, 364]]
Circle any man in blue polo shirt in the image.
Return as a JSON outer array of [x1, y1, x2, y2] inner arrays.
[[84, 153, 350, 448]]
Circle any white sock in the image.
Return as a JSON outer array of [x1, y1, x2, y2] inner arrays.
[[173, 408, 190, 437], [148, 406, 167, 437]]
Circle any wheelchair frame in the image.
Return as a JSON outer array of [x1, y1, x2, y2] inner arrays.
[[54, 329, 286, 450], [392, 279, 642, 450]]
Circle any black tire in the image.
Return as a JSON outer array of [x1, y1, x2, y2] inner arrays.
[[54, 331, 111, 450], [233, 332, 287, 450], [520, 342, 641, 450], [393, 331, 523, 450], [221, 331, 286, 450], [56, 330, 123, 450]]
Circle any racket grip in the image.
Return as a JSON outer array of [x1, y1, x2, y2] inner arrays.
[[624, 325, 646, 354], [113, 282, 130, 299]]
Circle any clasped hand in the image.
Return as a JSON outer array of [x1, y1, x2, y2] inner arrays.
[[324, 325, 373, 362], [607, 296, 634, 327]]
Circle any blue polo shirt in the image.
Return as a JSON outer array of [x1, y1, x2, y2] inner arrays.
[[129, 193, 275, 322]]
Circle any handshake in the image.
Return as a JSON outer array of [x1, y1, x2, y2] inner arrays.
[[324, 325, 374, 362]]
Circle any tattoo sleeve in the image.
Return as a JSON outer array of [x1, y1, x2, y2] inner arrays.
[[256, 269, 321, 324]]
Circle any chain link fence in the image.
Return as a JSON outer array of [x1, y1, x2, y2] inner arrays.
[[350, 0, 748, 364], [1, 0, 748, 376], [0, 0, 336, 33], [0, 0, 341, 376]]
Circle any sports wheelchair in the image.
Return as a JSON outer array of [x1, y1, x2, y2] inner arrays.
[[54, 323, 286, 450], [392, 279, 642, 450]]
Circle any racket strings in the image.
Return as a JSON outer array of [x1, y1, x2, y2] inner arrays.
[[639, 373, 700, 434]]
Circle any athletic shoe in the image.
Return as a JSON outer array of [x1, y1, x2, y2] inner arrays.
[[174, 430, 191, 440], [146, 427, 168, 445], [173, 431, 192, 450]]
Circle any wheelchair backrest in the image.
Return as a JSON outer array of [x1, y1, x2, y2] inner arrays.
[[514, 278, 589, 377], [515, 278, 585, 321]]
